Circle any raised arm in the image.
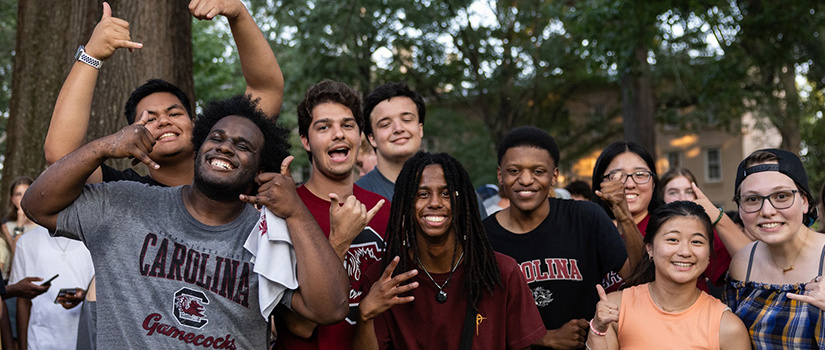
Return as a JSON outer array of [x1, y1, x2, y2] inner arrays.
[[240, 157, 349, 324], [691, 183, 754, 254], [24, 115, 157, 231], [189, 0, 284, 117], [45, 2, 142, 183], [596, 179, 644, 278]]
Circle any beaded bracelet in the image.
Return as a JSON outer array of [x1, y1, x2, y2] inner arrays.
[[589, 319, 606, 336], [712, 207, 724, 226]]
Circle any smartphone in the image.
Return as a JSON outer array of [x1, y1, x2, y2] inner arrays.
[[54, 288, 78, 304], [40, 274, 58, 286]]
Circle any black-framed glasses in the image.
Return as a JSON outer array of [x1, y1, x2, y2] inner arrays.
[[734, 190, 799, 213], [603, 170, 653, 184]]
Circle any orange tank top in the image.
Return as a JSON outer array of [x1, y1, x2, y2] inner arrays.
[[617, 283, 728, 350]]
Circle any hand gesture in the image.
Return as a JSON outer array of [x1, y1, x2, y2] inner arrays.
[[98, 111, 158, 169], [591, 284, 618, 334], [189, 0, 246, 20], [56, 288, 86, 310], [6, 277, 49, 299], [329, 194, 384, 258], [240, 156, 301, 218], [546, 319, 588, 349], [595, 179, 633, 222], [85, 2, 143, 61], [358, 257, 418, 322], [787, 276, 825, 310]]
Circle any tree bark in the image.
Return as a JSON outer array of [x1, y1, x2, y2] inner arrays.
[[4, 0, 193, 216], [621, 46, 657, 157]]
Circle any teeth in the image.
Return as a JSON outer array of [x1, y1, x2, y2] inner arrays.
[[158, 132, 177, 140], [209, 159, 233, 170], [625, 194, 638, 199], [518, 191, 533, 195], [425, 216, 446, 223], [760, 223, 781, 229], [673, 262, 693, 267]]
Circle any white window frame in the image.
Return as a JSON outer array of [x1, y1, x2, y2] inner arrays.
[[705, 147, 722, 182]]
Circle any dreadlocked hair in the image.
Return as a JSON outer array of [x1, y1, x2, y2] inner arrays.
[[384, 152, 502, 308]]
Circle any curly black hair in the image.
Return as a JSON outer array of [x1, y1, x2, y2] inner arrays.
[[192, 94, 290, 173]]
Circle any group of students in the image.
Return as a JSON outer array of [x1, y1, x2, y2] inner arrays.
[[2, 0, 824, 349]]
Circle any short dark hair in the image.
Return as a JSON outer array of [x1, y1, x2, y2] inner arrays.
[[362, 81, 426, 137], [497, 126, 560, 166], [124, 79, 194, 124], [192, 95, 290, 173], [565, 180, 591, 198], [297, 80, 363, 138], [623, 201, 714, 288], [591, 141, 663, 219]]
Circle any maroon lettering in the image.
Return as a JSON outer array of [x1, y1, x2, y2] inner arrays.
[[193, 335, 205, 345], [184, 250, 200, 284], [141, 314, 238, 349], [569, 259, 583, 280], [184, 332, 196, 343], [234, 263, 250, 307], [520, 261, 535, 283], [196, 254, 212, 289], [203, 337, 213, 347], [210, 257, 224, 294], [168, 242, 187, 281], [533, 260, 550, 281], [148, 238, 169, 278], [552, 258, 571, 279], [143, 313, 162, 335], [219, 259, 239, 298], [139, 234, 158, 276]]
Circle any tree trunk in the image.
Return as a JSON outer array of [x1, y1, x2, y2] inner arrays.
[[621, 46, 657, 157], [4, 0, 193, 216], [778, 66, 801, 154]]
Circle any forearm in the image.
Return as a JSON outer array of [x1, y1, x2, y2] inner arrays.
[[714, 216, 753, 255], [46, 62, 98, 165], [617, 216, 644, 273], [353, 317, 379, 350], [23, 139, 110, 230], [285, 208, 349, 324], [16, 298, 31, 349], [228, 8, 283, 117]]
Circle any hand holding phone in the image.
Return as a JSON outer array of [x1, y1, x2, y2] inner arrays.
[[40, 274, 58, 286]]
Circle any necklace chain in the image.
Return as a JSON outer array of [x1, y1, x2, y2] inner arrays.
[[770, 231, 807, 275], [417, 251, 464, 302]]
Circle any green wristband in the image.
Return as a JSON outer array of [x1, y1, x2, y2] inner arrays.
[[712, 207, 724, 226]]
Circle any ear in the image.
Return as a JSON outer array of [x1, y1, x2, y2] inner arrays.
[[551, 167, 559, 187], [301, 135, 311, 153], [418, 123, 424, 138], [497, 166, 503, 186], [645, 243, 653, 258], [802, 192, 810, 213], [367, 133, 377, 149]]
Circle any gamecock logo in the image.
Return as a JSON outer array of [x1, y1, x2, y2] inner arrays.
[[173, 288, 210, 329]]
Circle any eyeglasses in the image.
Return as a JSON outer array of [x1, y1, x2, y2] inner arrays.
[[603, 170, 653, 184], [734, 190, 799, 213]]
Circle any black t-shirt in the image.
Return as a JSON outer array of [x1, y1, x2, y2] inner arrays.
[[483, 198, 627, 330], [101, 164, 165, 187]]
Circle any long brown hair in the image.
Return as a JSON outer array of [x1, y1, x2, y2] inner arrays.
[[6, 176, 33, 222]]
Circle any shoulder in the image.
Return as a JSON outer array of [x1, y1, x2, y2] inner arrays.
[[15, 226, 47, 247], [353, 185, 391, 206], [728, 241, 758, 281], [494, 252, 521, 275], [719, 310, 750, 349]]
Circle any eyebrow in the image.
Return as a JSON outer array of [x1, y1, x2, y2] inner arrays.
[[210, 129, 256, 148]]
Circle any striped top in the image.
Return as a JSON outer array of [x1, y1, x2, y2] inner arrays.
[[723, 242, 825, 349]]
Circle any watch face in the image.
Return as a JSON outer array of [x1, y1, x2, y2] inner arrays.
[[75, 45, 85, 60]]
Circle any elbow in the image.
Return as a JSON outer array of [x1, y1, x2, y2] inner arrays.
[[314, 295, 349, 325]]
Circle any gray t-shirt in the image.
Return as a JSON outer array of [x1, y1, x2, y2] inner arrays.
[[356, 168, 488, 219], [56, 182, 265, 349]]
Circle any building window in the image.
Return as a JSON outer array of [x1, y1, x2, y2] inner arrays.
[[705, 148, 722, 182], [666, 151, 681, 169]]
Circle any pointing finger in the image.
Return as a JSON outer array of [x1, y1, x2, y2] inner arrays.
[[135, 110, 151, 126], [366, 199, 385, 222]]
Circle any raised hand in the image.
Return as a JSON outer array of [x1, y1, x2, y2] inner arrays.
[[595, 179, 633, 222], [329, 194, 385, 258], [96, 111, 158, 169], [85, 2, 143, 61], [240, 156, 302, 218], [787, 275, 825, 310], [591, 284, 619, 334], [358, 257, 418, 322], [189, 0, 245, 20]]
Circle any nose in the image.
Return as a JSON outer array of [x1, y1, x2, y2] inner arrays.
[[331, 123, 345, 140], [759, 197, 778, 216], [517, 170, 533, 186], [427, 193, 444, 209], [216, 139, 235, 155], [391, 119, 404, 134], [155, 112, 171, 127], [677, 241, 692, 257]]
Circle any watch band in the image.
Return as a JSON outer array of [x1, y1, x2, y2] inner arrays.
[[75, 45, 102, 69]]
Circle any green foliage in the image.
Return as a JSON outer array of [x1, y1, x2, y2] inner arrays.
[[0, 0, 17, 160], [191, 19, 245, 110]]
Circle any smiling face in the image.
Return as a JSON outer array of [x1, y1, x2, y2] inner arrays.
[[301, 102, 361, 181], [737, 170, 808, 245], [414, 165, 454, 240], [648, 216, 711, 284], [663, 176, 696, 203], [605, 152, 655, 218], [136, 92, 194, 162], [498, 146, 557, 215], [367, 96, 423, 163], [194, 115, 264, 200]]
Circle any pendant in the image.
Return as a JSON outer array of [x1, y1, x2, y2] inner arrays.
[[436, 290, 447, 303], [782, 265, 794, 275]]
